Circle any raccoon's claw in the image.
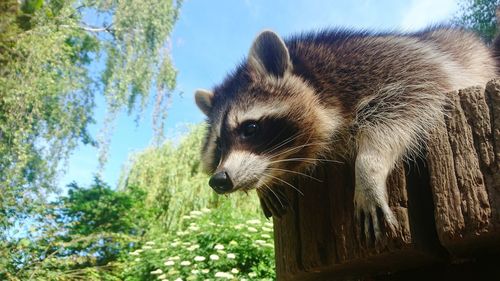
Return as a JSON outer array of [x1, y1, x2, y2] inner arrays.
[[259, 197, 273, 219], [258, 188, 289, 219], [354, 190, 398, 246]]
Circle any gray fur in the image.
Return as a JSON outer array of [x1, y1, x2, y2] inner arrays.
[[195, 26, 498, 242]]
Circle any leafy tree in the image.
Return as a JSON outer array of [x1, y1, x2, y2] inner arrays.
[[120, 125, 262, 234], [58, 179, 150, 265], [0, 0, 181, 236], [1, 127, 272, 280], [1, 178, 150, 281], [454, 0, 500, 42], [117, 126, 274, 280]]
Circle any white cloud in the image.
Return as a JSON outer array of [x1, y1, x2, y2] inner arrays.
[[400, 0, 459, 31]]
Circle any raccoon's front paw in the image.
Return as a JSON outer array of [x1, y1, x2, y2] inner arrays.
[[354, 189, 398, 245], [257, 188, 289, 219]]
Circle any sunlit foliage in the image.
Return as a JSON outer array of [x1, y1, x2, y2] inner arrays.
[[0, 0, 181, 235], [120, 125, 262, 234], [454, 0, 500, 42]]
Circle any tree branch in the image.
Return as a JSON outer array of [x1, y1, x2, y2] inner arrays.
[[58, 23, 114, 34]]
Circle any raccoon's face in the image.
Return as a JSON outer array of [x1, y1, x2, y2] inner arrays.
[[195, 31, 339, 195]]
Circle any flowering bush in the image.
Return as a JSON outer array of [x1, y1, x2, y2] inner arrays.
[[121, 203, 275, 280]]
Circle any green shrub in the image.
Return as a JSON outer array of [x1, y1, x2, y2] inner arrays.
[[120, 200, 275, 281], [2, 125, 276, 281], [120, 125, 262, 234]]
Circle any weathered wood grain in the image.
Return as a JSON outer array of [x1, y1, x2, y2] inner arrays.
[[485, 80, 500, 231], [273, 80, 500, 280]]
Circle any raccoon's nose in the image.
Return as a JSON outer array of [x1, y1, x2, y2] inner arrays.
[[209, 171, 233, 194]]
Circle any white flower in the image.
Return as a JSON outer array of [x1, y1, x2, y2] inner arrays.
[[246, 219, 261, 225], [169, 256, 180, 260], [157, 273, 167, 280], [248, 272, 257, 278], [201, 269, 210, 274], [261, 234, 271, 239], [214, 272, 234, 279], [182, 242, 192, 246], [174, 278, 183, 281], [209, 254, 219, 261], [194, 256, 206, 262], [142, 245, 153, 250], [183, 215, 192, 220], [180, 260, 191, 266], [229, 240, 238, 246], [189, 210, 203, 216], [214, 244, 224, 250], [151, 269, 163, 275], [134, 258, 141, 262], [247, 227, 258, 233], [231, 268, 239, 274], [145, 241, 155, 245], [187, 244, 200, 251], [130, 251, 140, 256], [188, 225, 200, 231], [191, 269, 200, 274], [168, 269, 179, 275], [263, 242, 274, 248], [170, 242, 180, 247], [264, 222, 273, 227], [254, 239, 266, 245], [234, 224, 244, 230], [164, 260, 175, 266], [226, 253, 236, 259], [262, 226, 273, 232], [201, 207, 211, 213]]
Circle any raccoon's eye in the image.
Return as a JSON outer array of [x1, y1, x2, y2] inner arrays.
[[241, 121, 259, 138]]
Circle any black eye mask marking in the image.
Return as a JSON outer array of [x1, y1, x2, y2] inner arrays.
[[210, 137, 222, 171], [240, 121, 259, 139], [238, 116, 300, 155], [201, 124, 213, 154]]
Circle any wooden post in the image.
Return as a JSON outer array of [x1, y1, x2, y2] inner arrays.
[[273, 80, 500, 280]]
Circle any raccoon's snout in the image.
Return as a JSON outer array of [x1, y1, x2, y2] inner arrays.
[[209, 171, 234, 194]]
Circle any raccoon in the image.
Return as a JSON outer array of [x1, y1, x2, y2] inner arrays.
[[194, 27, 498, 242]]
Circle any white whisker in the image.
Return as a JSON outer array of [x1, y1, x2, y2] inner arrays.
[[262, 172, 304, 196], [268, 142, 329, 159], [262, 131, 308, 155], [262, 181, 284, 208], [269, 157, 343, 164], [267, 167, 323, 182]]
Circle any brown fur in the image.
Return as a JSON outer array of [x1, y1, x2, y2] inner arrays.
[[195, 26, 498, 242]]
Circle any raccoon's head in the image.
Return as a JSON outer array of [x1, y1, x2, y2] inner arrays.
[[195, 31, 340, 195]]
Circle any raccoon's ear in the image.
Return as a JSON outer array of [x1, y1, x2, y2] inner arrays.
[[248, 30, 291, 78], [195, 89, 214, 116]]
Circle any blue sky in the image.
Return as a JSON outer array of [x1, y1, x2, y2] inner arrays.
[[59, 0, 460, 189]]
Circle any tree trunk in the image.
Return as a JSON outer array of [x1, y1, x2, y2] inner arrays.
[[273, 80, 500, 281]]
